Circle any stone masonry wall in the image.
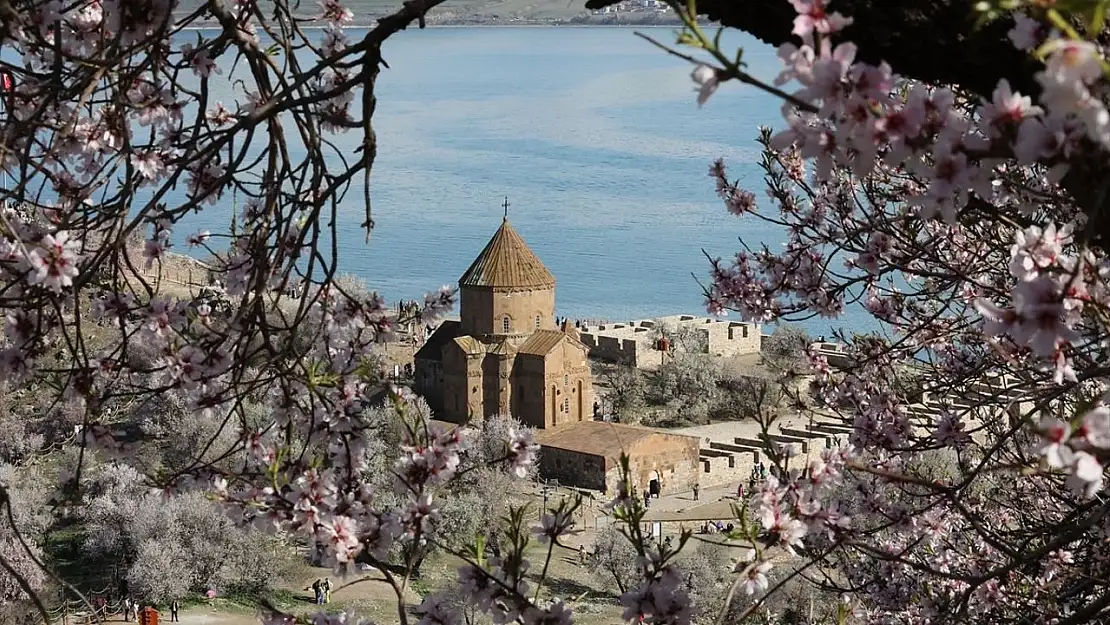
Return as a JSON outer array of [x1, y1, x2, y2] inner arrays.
[[579, 316, 761, 369], [538, 447, 607, 492], [699, 454, 747, 489], [460, 286, 556, 337], [626, 433, 700, 496], [541, 432, 700, 496], [706, 320, 761, 356], [579, 332, 641, 366]]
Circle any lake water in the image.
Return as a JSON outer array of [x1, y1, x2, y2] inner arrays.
[[9, 26, 868, 337], [301, 27, 833, 329]]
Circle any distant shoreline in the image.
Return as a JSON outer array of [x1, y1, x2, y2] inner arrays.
[[181, 18, 683, 30]]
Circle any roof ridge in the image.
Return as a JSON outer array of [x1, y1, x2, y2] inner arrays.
[[459, 219, 556, 289]]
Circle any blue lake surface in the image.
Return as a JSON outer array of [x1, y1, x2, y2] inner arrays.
[[308, 27, 812, 325], [8, 26, 871, 337]]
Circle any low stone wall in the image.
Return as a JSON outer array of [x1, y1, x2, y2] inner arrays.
[[580, 315, 762, 369], [580, 333, 642, 366], [699, 454, 747, 489]]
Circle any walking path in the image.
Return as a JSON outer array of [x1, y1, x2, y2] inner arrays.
[[642, 482, 749, 522]]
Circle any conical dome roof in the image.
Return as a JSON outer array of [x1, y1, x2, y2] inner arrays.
[[459, 218, 555, 289]]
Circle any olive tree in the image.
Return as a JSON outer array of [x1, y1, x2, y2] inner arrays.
[[651, 353, 722, 424]]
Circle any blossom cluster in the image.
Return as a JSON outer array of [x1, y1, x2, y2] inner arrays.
[[688, 0, 1110, 619], [699, 0, 1110, 494], [0, 0, 554, 621], [744, 446, 854, 594]]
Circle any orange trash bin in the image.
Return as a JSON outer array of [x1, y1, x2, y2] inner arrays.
[[138, 606, 159, 625]]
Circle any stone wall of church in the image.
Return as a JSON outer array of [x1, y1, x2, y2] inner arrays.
[[439, 349, 484, 424], [478, 353, 517, 419], [512, 355, 549, 429], [481, 355, 501, 420], [624, 433, 701, 496], [541, 341, 594, 429], [460, 286, 555, 337], [414, 358, 445, 413], [537, 447, 607, 492]]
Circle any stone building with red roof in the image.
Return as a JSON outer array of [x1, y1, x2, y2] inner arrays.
[[414, 216, 701, 496], [414, 217, 595, 429]]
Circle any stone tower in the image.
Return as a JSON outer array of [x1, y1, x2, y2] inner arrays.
[[415, 216, 593, 429], [458, 216, 556, 340]]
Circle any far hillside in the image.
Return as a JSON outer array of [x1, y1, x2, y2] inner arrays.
[[176, 0, 681, 25]]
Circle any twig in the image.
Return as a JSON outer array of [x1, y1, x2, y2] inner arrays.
[[633, 31, 819, 113]]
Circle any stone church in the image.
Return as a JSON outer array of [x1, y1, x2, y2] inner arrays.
[[414, 217, 595, 428]]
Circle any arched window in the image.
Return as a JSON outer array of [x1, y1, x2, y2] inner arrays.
[[502, 316, 510, 332], [535, 315, 541, 329]]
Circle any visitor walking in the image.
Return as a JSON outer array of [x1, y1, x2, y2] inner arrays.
[[578, 545, 587, 566], [306, 578, 323, 605], [323, 578, 332, 603], [692, 484, 699, 501], [123, 597, 133, 621], [643, 491, 650, 509], [170, 599, 180, 622]]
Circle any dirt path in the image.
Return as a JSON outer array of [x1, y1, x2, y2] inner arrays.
[[178, 612, 263, 625], [90, 612, 262, 625]]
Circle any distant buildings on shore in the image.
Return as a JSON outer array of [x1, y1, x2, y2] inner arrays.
[[591, 0, 670, 14]]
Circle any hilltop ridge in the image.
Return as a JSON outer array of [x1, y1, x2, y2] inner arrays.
[[179, 0, 682, 27]]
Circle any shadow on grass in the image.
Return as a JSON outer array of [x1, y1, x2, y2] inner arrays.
[[261, 588, 320, 607], [541, 575, 601, 600]]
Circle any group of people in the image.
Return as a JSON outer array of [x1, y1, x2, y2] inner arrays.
[[750, 462, 770, 483], [122, 597, 136, 621], [307, 578, 333, 605], [688, 461, 775, 503], [120, 597, 180, 622], [700, 520, 736, 534], [736, 463, 773, 499]]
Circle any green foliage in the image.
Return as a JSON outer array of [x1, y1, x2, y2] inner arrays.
[[651, 353, 721, 424], [760, 324, 810, 370], [587, 525, 641, 595], [972, 0, 1024, 29], [973, 0, 1110, 40], [79, 465, 288, 603]]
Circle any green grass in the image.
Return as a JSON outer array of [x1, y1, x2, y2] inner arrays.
[[42, 525, 119, 597]]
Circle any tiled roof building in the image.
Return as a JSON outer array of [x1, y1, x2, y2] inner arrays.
[[415, 217, 595, 429], [458, 218, 556, 290], [414, 215, 701, 497]]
